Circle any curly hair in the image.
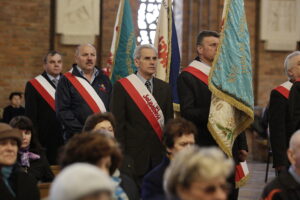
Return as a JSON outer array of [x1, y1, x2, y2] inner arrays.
[[59, 132, 122, 175], [82, 112, 116, 133]]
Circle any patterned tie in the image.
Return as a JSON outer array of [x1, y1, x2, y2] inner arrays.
[[52, 79, 58, 87], [145, 80, 151, 93]]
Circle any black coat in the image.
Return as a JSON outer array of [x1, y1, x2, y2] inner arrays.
[[2, 106, 25, 124], [56, 65, 112, 140], [288, 80, 300, 135], [261, 171, 300, 200], [18, 150, 54, 182], [142, 156, 170, 200], [110, 76, 173, 176], [25, 72, 63, 164], [0, 165, 40, 200], [269, 88, 290, 168]]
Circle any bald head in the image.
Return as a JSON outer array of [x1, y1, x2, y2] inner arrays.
[[75, 44, 97, 73], [289, 130, 300, 151]]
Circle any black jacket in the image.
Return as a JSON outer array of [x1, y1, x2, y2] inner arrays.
[[2, 106, 25, 124], [0, 165, 40, 200], [110, 76, 173, 176], [25, 72, 63, 164], [261, 170, 300, 200], [269, 87, 290, 168], [56, 65, 112, 140]]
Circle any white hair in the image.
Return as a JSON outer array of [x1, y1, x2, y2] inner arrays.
[[289, 130, 300, 151], [284, 51, 300, 79], [75, 43, 96, 56], [164, 146, 234, 199], [133, 44, 157, 59]]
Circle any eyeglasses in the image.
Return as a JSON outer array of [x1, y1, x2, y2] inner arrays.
[[201, 183, 232, 194]]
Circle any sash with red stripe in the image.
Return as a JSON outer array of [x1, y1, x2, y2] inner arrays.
[[182, 60, 210, 85], [29, 75, 56, 111], [274, 81, 292, 99], [64, 71, 106, 114], [118, 74, 164, 141]]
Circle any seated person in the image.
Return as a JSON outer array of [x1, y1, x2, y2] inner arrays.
[[59, 132, 139, 200], [261, 130, 300, 200], [164, 146, 233, 200], [142, 118, 197, 200], [83, 112, 139, 199], [49, 163, 115, 200], [2, 92, 25, 123], [0, 123, 39, 200], [9, 116, 54, 182]]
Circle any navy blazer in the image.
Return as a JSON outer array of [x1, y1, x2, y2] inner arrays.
[[142, 156, 170, 200]]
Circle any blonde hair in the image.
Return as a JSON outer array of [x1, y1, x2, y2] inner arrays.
[[164, 146, 233, 199]]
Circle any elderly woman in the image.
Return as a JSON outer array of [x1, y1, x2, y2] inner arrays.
[[49, 163, 115, 200], [164, 146, 234, 200], [0, 123, 39, 200], [9, 116, 54, 182]]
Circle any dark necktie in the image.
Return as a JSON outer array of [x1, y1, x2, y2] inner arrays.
[[145, 80, 151, 93]]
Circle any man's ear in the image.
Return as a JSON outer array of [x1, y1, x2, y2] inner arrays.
[[196, 45, 203, 56], [134, 58, 140, 67], [287, 149, 296, 165]]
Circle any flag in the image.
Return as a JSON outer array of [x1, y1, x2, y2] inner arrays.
[[207, 0, 254, 186], [154, 0, 180, 111], [107, 0, 136, 84]]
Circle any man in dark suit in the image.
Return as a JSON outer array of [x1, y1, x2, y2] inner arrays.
[[269, 51, 300, 175], [56, 44, 112, 141], [142, 118, 196, 200], [110, 44, 174, 182], [177, 30, 248, 200], [25, 51, 63, 164]]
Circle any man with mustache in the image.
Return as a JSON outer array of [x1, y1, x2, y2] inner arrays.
[[56, 44, 112, 141]]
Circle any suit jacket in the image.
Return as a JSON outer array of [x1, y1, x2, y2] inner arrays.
[[25, 71, 63, 164], [142, 156, 170, 200], [288, 81, 300, 135], [56, 65, 112, 140], [177, 59, 248, 163], [110, 75, 173, 176], [269, 88, 290, 168]]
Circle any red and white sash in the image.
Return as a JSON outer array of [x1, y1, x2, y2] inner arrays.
[[64, 70, 106, 113], [29, 75, 56, 111], [274, 81, 292, 99], [119, 74, 164, 141], [182, 60, 210, 85], [235, 161, 249, 188]]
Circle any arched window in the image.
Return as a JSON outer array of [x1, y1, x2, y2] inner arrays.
[[137, 0, 162, 45]]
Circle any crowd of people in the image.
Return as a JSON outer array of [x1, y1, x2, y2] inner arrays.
[[0, 30, 300, 200]]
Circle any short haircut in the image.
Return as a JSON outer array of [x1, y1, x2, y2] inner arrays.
[[164, 146, 233, 199], [196, 30, 220, 45], [9, 116, 43, 152], [83, 112, 116, 133], [9, 92, 22, 100], [59, 132, 122, 175], [43, 50, 62, 64], [75, 43, 96, 56], [133, 44, 157, 59], [284, 51, 300, 79], [163, 118, 197, 149]]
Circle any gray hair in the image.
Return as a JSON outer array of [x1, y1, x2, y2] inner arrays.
[[284, 51, 300, 79], [164, 146, 233, 199], [75, 43, 96, 56], [43, 50, 62, 64], [133, 44, 158, 59]]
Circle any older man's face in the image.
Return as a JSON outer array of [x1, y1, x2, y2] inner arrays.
[[0, 138, 18, 166], [288, 54, 300, 81], [75, 45, 97, 72]]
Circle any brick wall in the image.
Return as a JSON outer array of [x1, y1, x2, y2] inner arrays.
[[0, 0, 293, 109]]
